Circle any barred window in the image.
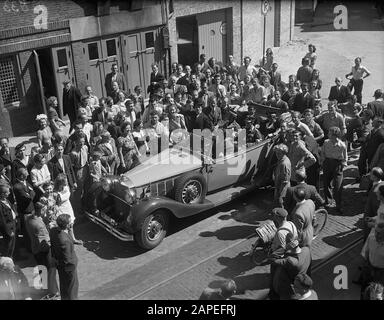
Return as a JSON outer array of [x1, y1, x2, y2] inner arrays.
[[0, 56, 20, 106]]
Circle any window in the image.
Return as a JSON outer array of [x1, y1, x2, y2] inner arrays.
[[106, 39, 117, 57], [145, 32, 154, 48], [88, 43, 99, 60], [57, 49, 68, 68], [0, 56, 20, 106]]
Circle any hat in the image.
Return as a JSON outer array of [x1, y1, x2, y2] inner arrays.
[[374, 89, 383, 98], [272, 207, 288, 218], [62, 79, 71, 85], [15, 142, 26, 153]]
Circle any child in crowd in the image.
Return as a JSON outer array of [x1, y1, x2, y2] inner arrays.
[[89, 151, 108, 183]]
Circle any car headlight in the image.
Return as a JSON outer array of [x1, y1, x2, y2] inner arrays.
[[101, 177, 112, 192], [140, 186, 151, 201], [127, 188, 137, 203]]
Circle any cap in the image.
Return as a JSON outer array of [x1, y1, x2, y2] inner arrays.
[[374, 89, 383, 98], [272, 207, 288, 218]]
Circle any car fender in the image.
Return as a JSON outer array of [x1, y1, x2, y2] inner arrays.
[[130, 196, 215, 231]]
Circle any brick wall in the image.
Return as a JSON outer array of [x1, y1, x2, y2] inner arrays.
[[168, 0, 241, 65], [0, 0, 96, 32], [1, 51, 42, 136], [169, 0, 294, 68]]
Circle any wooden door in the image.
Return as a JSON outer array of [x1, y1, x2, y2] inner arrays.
[[101, 37, 124, 91], [51, 46, 75, 117], [85, 41, 105, 98], [123, 33, 145, 96], [140, 30, 156, 98], [197, 10, 227, 64]]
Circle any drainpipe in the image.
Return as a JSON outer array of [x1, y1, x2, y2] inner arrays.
[[32, 50, 47, 115], [240, 0, 243, 62]]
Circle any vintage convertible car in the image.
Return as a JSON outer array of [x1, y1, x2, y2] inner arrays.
[[83, 106, 280, 250]]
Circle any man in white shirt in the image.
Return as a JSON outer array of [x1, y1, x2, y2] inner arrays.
[[144, 111, 169, 154], [237, 56, 258, 82]]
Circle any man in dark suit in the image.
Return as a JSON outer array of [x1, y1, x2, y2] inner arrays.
[[367, 89, 384, 119], [0, 137, 13, 181], [267, 90, 289, 111], [0, 185, 17, 258], [290, 187, 315, 248], [49, 143, 77, 191], [197, 81, 215, 109], [13, 168, 35, 251], [293, 83, 315, 114], [105, 63, 126, 98], [148, 63, 165, 94], [25, 204, 59, 298], [50, 214, 79, 300], [91, 97, 109, 125], [284, 170, 324, 214], [177, 65, 193, 87], [195, 103, 214, 131], [62, 80, 82, 131], [328, 77, 351, 104], [269, 63, 282, 90]]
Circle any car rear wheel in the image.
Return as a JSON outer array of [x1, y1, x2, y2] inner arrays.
[[134, 210, 169, 250], [174, 172, 207, 204]]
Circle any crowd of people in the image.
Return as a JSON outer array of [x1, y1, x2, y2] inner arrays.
[[0, 42, 383, 300]]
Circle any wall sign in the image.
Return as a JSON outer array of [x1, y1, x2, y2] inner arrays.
[[220, 22, 227, 35], [261, 0, 270, 16]]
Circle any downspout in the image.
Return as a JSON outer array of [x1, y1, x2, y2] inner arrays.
[[290, 0, 293, 40], [240, 0, 243, 62], [32, 50, 47, 115]]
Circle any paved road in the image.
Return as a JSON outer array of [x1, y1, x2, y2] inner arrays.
[[15, 1, 382, 300]]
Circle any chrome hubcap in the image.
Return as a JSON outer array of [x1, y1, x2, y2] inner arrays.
[[181, 180, 202, 204], [147, 215, 165, 241]]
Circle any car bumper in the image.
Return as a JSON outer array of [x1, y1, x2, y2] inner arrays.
[[84, 210, 134, 242]]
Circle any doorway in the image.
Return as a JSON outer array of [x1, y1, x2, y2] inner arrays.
[[36, 48, 57, 100], [176, 15, 199, 67]]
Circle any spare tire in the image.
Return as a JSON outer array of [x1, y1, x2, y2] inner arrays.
[[174, 172, 207, 204]]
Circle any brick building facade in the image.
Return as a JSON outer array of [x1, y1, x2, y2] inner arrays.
[[0, 0, 168, 137], [0, 0, 294, 138], [168, 0, 295, 68]]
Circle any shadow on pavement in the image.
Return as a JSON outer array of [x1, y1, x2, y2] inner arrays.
[[322, 228, 363, 249], [199, 225, 256, 241], [216, 252, 256, 278], [75, 222, 146, 259]]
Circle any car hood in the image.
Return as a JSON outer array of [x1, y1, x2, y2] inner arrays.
[[123, 148, 202, 187]]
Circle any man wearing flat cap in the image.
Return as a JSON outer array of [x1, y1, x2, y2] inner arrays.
[[271, 232, 312, 300], [62, 80, 82, 132], [367, 89, 384, 119]]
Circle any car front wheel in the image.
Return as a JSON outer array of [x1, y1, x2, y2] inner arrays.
[[134, 210, 169, 250]]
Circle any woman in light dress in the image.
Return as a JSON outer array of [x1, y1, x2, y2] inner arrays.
[[54, 173, 83, 245]]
